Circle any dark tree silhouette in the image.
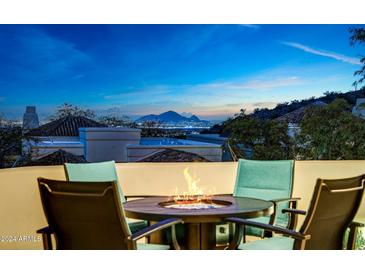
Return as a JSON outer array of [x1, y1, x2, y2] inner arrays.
[[350, 27, 365, 88], [49, 103, 96, 121]]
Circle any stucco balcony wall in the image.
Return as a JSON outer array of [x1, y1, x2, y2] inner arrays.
[[0, 161, 364, 249]]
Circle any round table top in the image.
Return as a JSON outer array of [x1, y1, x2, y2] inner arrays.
[[124, 195, 274, 223]]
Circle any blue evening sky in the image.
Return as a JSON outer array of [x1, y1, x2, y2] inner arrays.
[[0, 24, 364, 121]]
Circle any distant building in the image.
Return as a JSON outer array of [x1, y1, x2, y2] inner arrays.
[[352, 98, 365, 119], [275, 101, 327, 137], [25, 115, 105, 138], [23, 115, 106, 159], [23, 113, 222, 163], [187, 133, 231, 161], [22, 106, 39, 130], [275, 101, 327, 125], [187, 133, 227, 145]]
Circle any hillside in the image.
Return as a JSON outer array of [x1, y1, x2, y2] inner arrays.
[[204, 88, 365, 134], [251, 89, 365, 121]]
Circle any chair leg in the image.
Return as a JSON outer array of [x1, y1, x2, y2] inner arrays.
[[171, 225, 181, 250], [227, 224, 244, 249], [347, 226, 358, 250], [41, 233, 53, 250]]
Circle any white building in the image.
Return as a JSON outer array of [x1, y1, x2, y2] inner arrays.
[[23, 115, 222, 162], [22, 106, 39, 130], [352, 98, 365, 119], [23, 115, 106, 159]]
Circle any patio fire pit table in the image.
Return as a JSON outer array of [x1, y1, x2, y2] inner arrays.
[[124, 195, 274, 250]]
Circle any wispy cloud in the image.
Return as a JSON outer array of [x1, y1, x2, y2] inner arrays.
[[99, 71, 304, 120], [104, 85, 174, 100], [170, 26, 221, 58], [196, 76, 302, 92], [282, 41, 361, 65], [185, 101, 278, 119], [240, 24, 260, 30], [103, 75, 303, 103], [0, 26, 91, 81]]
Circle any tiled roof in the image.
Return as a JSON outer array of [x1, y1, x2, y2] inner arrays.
[[16, 149, 87, 166], [25, 116, 106, 136], [138, 149, 210, 162]]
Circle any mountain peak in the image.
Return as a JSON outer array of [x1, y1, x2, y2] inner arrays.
[[190, 115, 200, 122], [136, 111, 203, 124]]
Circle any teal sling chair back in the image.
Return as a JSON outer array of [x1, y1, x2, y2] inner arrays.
[[64, 161, 148, 233], [232, 159, 297, 239]]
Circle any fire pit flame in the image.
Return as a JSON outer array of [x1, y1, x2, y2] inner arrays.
[[173, 168, 211, 204], [164, 168, 226, 210]]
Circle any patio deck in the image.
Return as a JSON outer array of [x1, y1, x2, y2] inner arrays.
[[0, 161, 364, 249]]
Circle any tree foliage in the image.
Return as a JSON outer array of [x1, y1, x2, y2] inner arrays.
[[224, 99, 365, 161], [225, 109, 292, 160], [98, 115, 136, 127], [50, 103, 96, 120], [0, 125, 23, 168], [295, 99, 365, 160], [350, 27, 365, 88]]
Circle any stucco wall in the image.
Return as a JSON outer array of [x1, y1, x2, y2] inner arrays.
[[0, 161, 364, 249], [80, 127, 141, 162]]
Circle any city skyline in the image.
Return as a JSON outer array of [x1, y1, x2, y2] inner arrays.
[[0, 24, 364, 121]]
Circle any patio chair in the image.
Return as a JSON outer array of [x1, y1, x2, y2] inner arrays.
[[64, 161, 147, 233], [231, 159, 298, 239], [36, 177, 182, 250], [226, 174, 365, 250]]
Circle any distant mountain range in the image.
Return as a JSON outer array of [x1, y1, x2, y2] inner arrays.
[[135, 111, 211, 126]]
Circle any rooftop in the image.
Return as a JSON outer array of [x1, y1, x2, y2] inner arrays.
[[138, 148, 210, 162], [25, 116, 106, 137], [15, 149, 87, 166]]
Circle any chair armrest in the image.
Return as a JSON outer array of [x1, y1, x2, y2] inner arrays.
[[270, 197, 301, 204], [268, 197, 301, 231], [225, 217, 310, 241], [36, 226, 54, 250], [36, 226, 54, 234], [349, 221, 365, 228], [282, 208, 307, 215], [130, 218, 183, 242]]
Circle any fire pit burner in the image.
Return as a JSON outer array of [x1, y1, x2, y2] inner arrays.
[[159, 199, 232, 210]]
